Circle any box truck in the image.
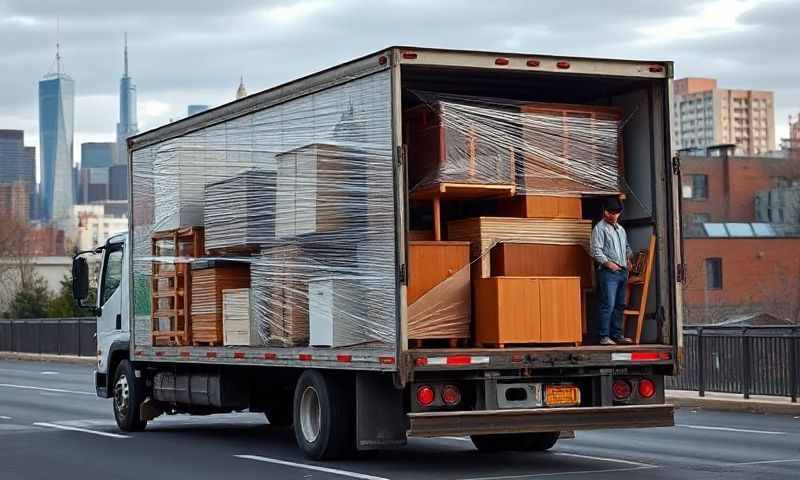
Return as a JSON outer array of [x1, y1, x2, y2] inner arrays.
[[73, 46, 682, 460]]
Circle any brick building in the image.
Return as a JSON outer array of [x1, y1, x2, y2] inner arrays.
[[0, 181, 29, 222], [680, 145, 800, 325], [680, 145, 800, 225]]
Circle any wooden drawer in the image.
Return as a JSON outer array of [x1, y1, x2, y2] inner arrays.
[[408, 241, 471, 305], [474, 276, 581, 346], [496, 195, 582, 219]]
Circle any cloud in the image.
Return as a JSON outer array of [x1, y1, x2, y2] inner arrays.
[[0, 0, 796, 168]]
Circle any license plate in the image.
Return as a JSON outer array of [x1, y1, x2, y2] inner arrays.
[[544, 385, 581, 406]]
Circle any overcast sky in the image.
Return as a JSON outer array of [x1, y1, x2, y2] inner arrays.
[[1, 0, 797, 170]]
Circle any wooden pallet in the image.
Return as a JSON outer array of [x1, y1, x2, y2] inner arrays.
[[150, 226, 204, 346]]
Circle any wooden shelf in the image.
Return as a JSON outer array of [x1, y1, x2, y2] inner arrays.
[[411, 182, 516, 201]]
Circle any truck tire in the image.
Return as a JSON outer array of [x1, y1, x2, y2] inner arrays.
[[293, 370, 355, 460], [470, 432, 560, 452], [112, 360, 147, 432]]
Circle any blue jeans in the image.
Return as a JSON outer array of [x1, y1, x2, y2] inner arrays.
[[595, 267, 628, 338]]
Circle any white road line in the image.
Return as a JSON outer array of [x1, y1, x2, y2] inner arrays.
[[554, 452, 655, 467], [33, 422, 131, 439], [0, 415, 11, 420], [461, 466, 658, 480], [40, 371, 60, 375], [729, 458, 800, 466], [235, 454, 390, 480], [0, 383, 95, 396], [676, 424, 787, 435]]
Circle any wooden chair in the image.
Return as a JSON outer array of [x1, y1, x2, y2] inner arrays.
[[623, 234, 656, 344]]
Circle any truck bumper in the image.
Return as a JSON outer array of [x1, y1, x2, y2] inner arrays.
[[408, 404, 674, 437]]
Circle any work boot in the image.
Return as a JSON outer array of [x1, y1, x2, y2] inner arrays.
[[599, 337, 616, 345], [613, 336, 634, 345]]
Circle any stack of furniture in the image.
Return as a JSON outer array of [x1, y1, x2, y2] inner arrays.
[[517, 102, 622, 195], [252, 244, 311, 346], [204, 169, 276, 255], [275, 143, 367, 239], [190, 260, 250, 346], [406, 241, 471, 344], [150, 226, 204, 346], [308, 276, 369, 347], [222, 288, 261, 346]]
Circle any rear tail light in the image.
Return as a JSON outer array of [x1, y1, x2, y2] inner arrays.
[[638, 378, 656, 399], [441, 385, 461, 406], [612, 379, 632, 400], [416, 385, 435, 407]]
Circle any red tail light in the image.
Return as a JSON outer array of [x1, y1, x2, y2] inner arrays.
[[556, 61, 570, 69], [638, 378, 656, 398], [495, 57, 509, 66], [416, 385, 435, 407], [442, 385, 461, 406], [612, 379, 631, 400]]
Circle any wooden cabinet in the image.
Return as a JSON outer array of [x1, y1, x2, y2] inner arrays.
[[407, 241, 472, 340], [518, 102, 622, 195], [404, 103, 516, 192], [491, 243, 593, 288], [408, 241, 471, 304], [190, 261, 250, 345], [474, 276, 581, 346], [496, 195, 582, 219]]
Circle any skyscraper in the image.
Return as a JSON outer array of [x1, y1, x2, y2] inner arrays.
[[80, 142, 115, 203], [0, 130, 35, 186], [116, 33, 138, 166], [39, 42, 75, 225], [673, 78, 775, 156], [236, 76, 247, 99]]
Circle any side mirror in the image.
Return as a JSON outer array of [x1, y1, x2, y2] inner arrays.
[[72, 255, 100, 315], [72, 256, 89, 302]]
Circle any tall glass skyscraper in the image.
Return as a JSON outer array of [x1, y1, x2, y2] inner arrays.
[[116, 34, 138, 166], [39, 72, 75, 224]]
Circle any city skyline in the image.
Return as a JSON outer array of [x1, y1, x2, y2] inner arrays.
[[115, 33, 137, 166], [1, 0, 798, 173]]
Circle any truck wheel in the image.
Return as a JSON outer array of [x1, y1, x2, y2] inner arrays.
[[112, 360, 147, 432], [470, 432, 560, 452], [293, 370, 355, 460]]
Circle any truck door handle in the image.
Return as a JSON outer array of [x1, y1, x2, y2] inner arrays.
[[115, 314, 122, 330]]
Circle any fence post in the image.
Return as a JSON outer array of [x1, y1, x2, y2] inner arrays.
[[791, 328, 798, 404], [698, 327, 705, 397], [742, 328, 751, 400], [77, 318, 81, 357]]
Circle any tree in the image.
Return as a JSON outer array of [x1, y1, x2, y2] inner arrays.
[[3, 273, 50, 319], [47, 274, 95, 318]]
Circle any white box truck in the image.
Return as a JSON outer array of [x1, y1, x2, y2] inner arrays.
[[73, 46, 682, 460]]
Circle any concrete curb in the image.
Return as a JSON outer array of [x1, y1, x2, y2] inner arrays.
[[0, 351, 96, 365], [668, 390, 800, 416]]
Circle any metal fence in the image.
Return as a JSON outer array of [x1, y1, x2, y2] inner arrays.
[[0, 318, 96, 357], [667, 326, 800, 402]]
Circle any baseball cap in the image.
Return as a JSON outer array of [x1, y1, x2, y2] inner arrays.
[[604, 197, 624, 213]]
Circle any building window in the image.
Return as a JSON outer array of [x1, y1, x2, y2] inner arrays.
[[705, 258, 723, 290], [683, 174, 709, 199]]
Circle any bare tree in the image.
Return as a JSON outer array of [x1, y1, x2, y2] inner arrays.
[[0, 213, 34, 309]]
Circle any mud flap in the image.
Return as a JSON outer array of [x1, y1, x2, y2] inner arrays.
[[356, 372, 407, 450]]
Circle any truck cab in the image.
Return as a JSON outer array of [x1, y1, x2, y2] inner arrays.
[[73, 232, 130, 399]]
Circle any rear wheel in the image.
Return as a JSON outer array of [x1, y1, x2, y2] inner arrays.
[[293, 370, 355, 460], [470, 432, 560, 452], [112, 360, 147, 432]]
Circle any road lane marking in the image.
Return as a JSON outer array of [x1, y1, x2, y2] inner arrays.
[[461, 466, 658, 480], [235, 454, 389, 480], [33, 422, 130, 439], [676, 424, 787, 435], [729, 458, 800, 466], [0, 415, 11, 420], [554, 452, 655, 467], [40, 371, 60, 375], [0, 383, 95, 396]]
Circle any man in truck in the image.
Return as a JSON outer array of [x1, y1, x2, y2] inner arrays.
[[591, 197, 634, 346]]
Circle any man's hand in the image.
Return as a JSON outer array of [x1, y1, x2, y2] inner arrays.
[[604, 261, 621, 272]]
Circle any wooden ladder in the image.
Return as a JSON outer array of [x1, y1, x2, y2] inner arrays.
[[623, 234, 656, 344]]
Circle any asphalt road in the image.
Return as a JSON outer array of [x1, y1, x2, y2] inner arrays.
[[1, 359, 799, 480]]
